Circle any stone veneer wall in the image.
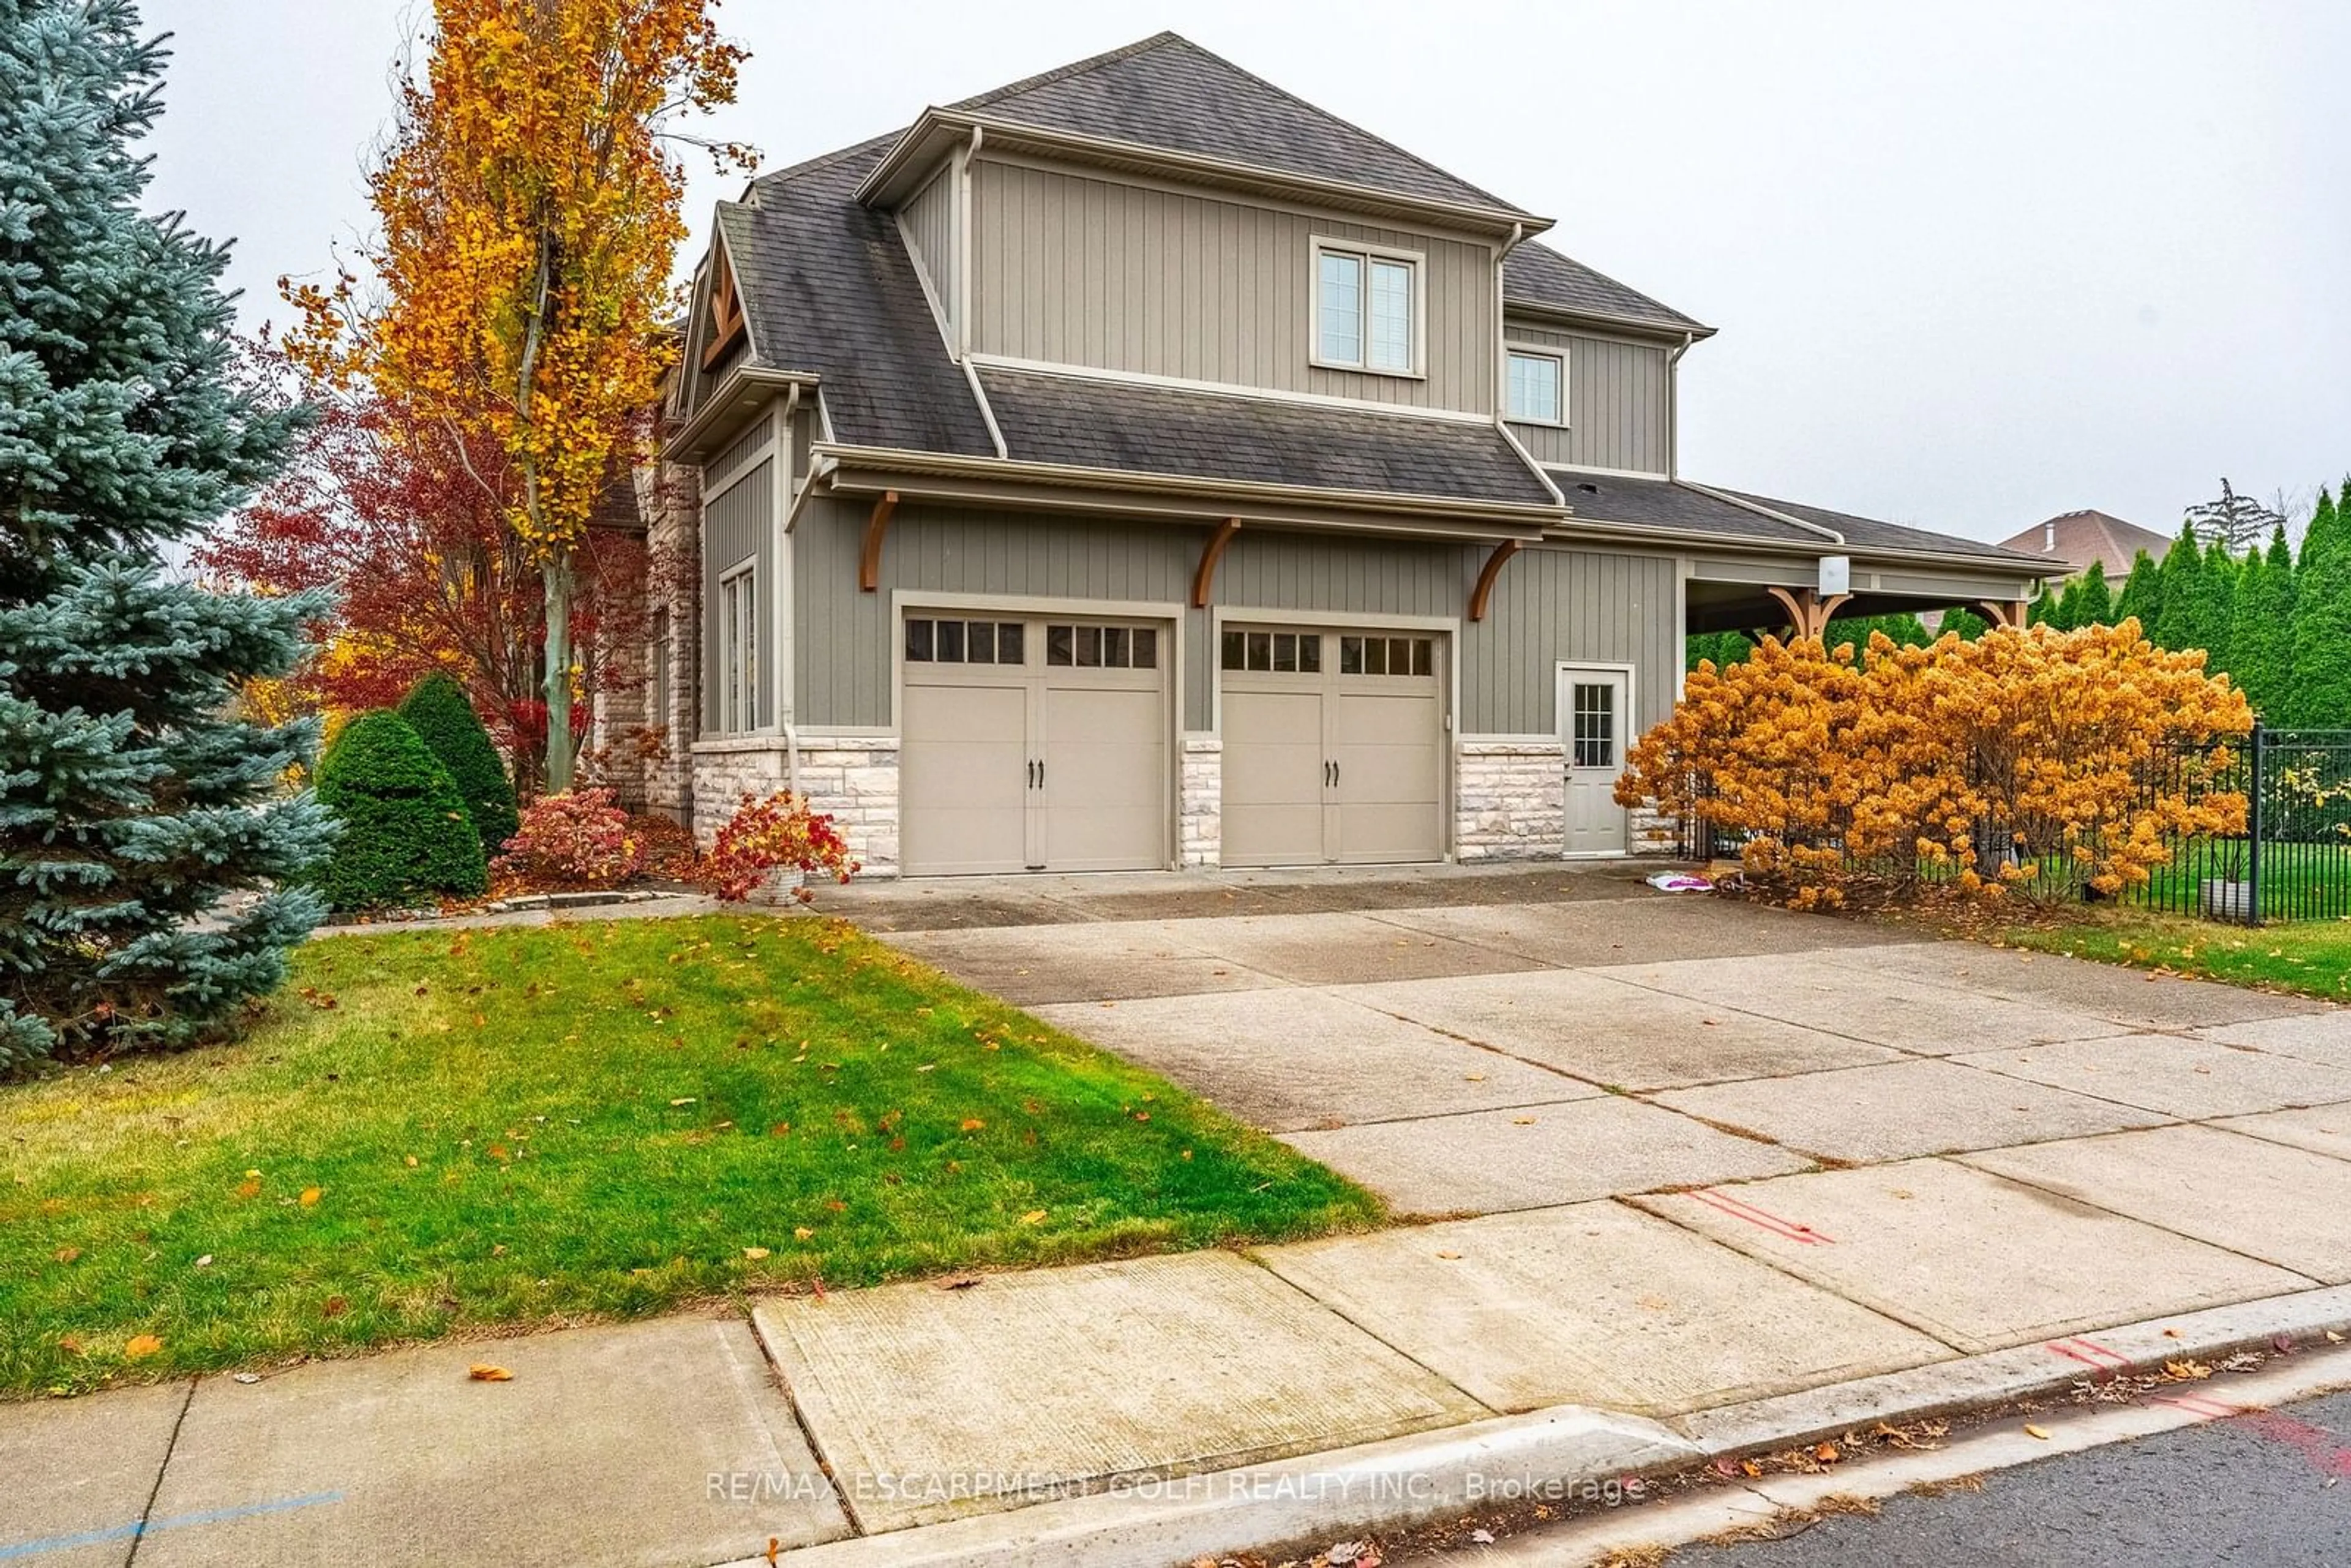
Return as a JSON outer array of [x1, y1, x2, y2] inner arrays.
[[1455, 738, 1564, 861], [1178, 735, 1221, 869], [637, 460, 702, 825], [688, 735, 901, 876]]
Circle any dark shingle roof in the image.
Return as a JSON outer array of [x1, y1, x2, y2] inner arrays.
[[980, 367, 1556, 508], [721, 140, 996, 458], [951, 32, 1526, 215], [1504, 242, 1708, 334], [1547, 471, 2041, 566]]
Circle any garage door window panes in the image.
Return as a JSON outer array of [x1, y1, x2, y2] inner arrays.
[[1572, 681, 1616, 767], [1338, 635, 1433, 677], [1220, 630, 1321, 673], [1045, 623, 1157, 669], [906, 618, 1024, 665]]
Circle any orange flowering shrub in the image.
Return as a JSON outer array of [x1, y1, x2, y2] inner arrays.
[[1621, 620, 2251, 906]]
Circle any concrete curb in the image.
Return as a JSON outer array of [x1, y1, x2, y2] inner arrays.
[[750, 1283, 2351, 1568]]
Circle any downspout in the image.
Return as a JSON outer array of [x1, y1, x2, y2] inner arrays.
[[775, 383, 804, 799], [1665, 329, 1695, 479], [1490, 222, 1562, 507]]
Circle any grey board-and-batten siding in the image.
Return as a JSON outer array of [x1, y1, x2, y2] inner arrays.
[[792, 493, 1678, 737], [1502, 321, 1673, 476], [701, 456, 774, 733]]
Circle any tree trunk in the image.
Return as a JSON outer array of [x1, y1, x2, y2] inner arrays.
[[543, 552, 574, 793]]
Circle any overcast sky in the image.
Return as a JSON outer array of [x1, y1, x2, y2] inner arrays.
[[138, 0, 2349, 545]]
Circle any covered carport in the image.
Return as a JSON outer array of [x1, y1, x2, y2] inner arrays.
[[1538, 470, 2049, 647]]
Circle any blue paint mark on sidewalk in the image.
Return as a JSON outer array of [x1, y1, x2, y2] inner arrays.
[[0, 1490, 345, 1560]]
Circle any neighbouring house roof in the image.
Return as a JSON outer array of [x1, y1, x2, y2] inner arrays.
[[1548, 471, 2044, 568], [947, 32, 1527, 217], [1993, 509, 2173, 577], [1504, 242, 1710, 337], [976, 367, 1559, 509]]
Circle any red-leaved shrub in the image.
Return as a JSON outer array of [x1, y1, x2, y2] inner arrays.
[[699, 792, 859, 902], [492, 787, 645, 887]]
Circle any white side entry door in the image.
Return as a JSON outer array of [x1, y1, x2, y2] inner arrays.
[[1556, 665, 1630, 858]]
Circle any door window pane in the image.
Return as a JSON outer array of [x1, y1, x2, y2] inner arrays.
[[1246, 631, 1271, 670], [1362, 637, 1387, 675], [1573, 681, 1618, 768], [905, 617, 934, 662], [1339, 636, 1363, 675], [1104, 626, 1129, 667], [966, 620, 996, 663], [1221, 629, 1245, 670], [1047, 625, 1074, 666], [1271, 632, 1297, 673], [996, 622, 1024, 665], [1317, 251, 1362, 364], [1298, 634, 1321, 673], [1075, 625, 1104, 667], [1368, 260, 1413, 372], [1410, 638, 1433, 677], [1132, 628, 1158, 669], [936, 619, 965, 662]]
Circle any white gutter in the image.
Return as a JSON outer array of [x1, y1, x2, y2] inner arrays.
[[810, 442, 1564, 528]]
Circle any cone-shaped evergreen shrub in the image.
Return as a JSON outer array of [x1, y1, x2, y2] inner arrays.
[[312, 713, 487, 910], [397, 672, 519, 854]]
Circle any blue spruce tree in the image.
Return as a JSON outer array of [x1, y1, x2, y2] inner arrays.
[[2, 0, 331, 1064]]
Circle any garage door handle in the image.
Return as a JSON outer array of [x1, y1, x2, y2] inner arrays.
[[1027, 760, 1037, 789], [1037, 760, 1046, 790]]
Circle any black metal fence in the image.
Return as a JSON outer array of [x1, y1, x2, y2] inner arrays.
[[2134, 725, 2351, 926], [1676, 725, 2351, 927]]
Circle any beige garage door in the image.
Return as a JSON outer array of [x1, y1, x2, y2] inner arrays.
[[899, 615, 1169, 876], [1221, 626, 1445, 868]]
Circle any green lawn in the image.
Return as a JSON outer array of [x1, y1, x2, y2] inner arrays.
[[1989, 908, 2351, 1001], [0, 916, 1378, 1398]]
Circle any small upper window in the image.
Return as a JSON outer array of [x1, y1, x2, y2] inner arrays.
[[1316, 244, 1417, 374], [1506, 350, 1564, 426]]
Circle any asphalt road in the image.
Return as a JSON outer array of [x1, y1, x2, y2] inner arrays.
[[1682, 1390, 2351, 1567]]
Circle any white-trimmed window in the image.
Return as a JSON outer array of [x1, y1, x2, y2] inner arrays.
[[717, 561, 757, 732], [1315, 242, 1419, 375], [1506, 350, 1565, 425]]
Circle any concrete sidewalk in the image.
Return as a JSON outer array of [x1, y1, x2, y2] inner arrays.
[[9, 874, 2350, 1567]]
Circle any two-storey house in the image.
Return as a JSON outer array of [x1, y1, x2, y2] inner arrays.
[[621, 32, 2044, 876]]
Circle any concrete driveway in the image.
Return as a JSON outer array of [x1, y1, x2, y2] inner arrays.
[[874, 865, 2344, 1223]]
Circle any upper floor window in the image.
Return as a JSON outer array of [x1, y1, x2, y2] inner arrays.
[[1506, 350, 1565, 426], [1314, 242, 1418, 375]]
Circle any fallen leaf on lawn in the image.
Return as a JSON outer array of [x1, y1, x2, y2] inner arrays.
[[468, 1364, 514, 1382], [234, 1177, 261, 1200], [1020, 1210, 1048, 1225], [2023, 1424, 2051, 1440], [322, 1297, 348, 1318], [743, 1247, 771, 1261], [915, 1063, 936, 1073], [194, 1255, 212, 1268], [960, 1117, 985, 1131], [53, 1247, 80, 1264], [793, 1227, 815, 1241], [768, 1122, 790, 1137], [124, 1335, 163, 1360], [57, 1335, 84, 1356], [298, 1187, 321, 1207], [670, 1097, 697, 1107]]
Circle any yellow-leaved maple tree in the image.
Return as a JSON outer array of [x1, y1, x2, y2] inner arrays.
[[1621, 620, 2252, 907], [291, 0, 750, 791]]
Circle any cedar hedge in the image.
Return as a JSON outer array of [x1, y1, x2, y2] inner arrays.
[[312, 711, 487, 910], [397, 671, 519, 855]]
